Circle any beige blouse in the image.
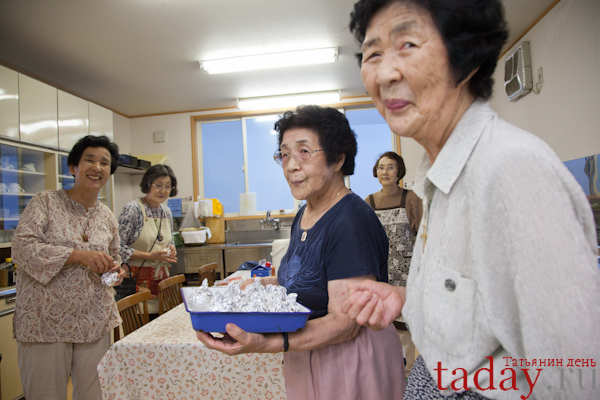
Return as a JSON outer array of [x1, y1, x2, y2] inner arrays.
[[12, 190, 122, 343]]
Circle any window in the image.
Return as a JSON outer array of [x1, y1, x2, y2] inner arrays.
[[345, 108, 395, 199], [201, 120, 245, 214], [200, 115, 295, 214], [245, 116, 295, 212], [199, 108, 395, 214]]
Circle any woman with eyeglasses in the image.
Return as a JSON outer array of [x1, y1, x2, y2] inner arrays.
[[196, 105, 407, 400], [365, 151, 422, 374], [117, 164, 178, 315]]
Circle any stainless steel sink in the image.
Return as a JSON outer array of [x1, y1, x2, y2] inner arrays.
[[220, 217, 293, 276]]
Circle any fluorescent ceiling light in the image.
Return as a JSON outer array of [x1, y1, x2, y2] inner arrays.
[[237, 90, 341, 111], [200, 47, 338, 74]]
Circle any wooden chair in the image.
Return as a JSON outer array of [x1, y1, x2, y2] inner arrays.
[[114, 290, 152, 341], [157, 274, 185, 315], [198, 262, 218, 287]]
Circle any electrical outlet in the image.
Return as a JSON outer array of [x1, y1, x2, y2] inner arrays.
[[537, 67, 544, 84]]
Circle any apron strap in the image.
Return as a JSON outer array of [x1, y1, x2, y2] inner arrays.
[[400, 188, 408, 208], [368, 194, 376, 209]]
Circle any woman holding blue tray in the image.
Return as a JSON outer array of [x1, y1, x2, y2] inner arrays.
[[197, 105, 407, 400]]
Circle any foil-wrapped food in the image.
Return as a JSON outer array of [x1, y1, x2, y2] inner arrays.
[[187, 278, 304, 313], [101, 271, 120, 287]]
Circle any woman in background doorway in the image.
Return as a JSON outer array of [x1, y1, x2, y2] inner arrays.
[[365, 151, 421, 374]]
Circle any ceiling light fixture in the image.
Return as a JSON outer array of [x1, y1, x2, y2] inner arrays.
[[237, 90, 341, 111], [200, 47, 338, 74]]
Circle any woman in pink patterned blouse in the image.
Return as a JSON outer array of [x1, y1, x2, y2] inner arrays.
[[12, 135, 127, 400]]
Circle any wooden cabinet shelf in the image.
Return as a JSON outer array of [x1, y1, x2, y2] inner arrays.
[[115, 163, 147, 175], [0, 169, 47, 177], [0, 141, 115, 246]]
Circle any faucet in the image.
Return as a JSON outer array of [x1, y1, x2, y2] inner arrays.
[[260, 210, 281, 230]]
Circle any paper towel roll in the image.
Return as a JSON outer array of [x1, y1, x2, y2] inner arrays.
[[239, 192, 257, 216]]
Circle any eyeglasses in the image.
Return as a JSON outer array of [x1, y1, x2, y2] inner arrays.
[[377, 165, 397, 172], [274, 149, 323, 165], [151, 183, 174, 191]]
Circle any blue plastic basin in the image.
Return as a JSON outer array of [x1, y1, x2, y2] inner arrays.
[[181, 287, 312, 333]]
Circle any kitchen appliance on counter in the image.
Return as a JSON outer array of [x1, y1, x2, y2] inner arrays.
[[0, 287, 24, 400]]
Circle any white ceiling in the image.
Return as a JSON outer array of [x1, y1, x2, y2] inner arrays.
[[0, 0, 557, 118]]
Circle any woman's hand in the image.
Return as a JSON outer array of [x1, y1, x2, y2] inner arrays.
[[69, 249, 115, 274], [111, 263, 128, 286], [240, 276, 278, 290], [196, 324, 282, 356], [169, 244, 177, 258], [148, 249, 178, 263], [239, 277, 258, 290], [341, 280, 406, 331]]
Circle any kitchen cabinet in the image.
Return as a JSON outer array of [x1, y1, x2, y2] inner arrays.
[[0, 140, 114, 247], [58, 90, 89, 151], [1, 65, 115, 154], [0, 65, 19, 140], [89, 102, 113, 141], [0, 287, 22, 400], [18, 74, 59, 148], [172, 245, 225, 280]]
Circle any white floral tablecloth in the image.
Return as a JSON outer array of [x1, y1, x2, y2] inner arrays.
[[98, 303, 286, 400]]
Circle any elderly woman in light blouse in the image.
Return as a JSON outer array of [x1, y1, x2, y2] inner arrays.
[[12, 135, 126, 400], [342, 0, 600, 399]]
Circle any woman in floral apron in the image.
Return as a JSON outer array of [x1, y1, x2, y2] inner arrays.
[[118, 164, 179, 315], [365, 151, 422, 373]]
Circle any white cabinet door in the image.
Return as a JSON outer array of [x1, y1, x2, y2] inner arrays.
[[58, 90, 89, 151], [18, 74, 58, 147], [0, 65, 19, 139], [89, 102, 113, 141]]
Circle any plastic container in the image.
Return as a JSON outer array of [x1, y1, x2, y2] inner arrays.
[[251, 265, 271, 278], [181, 287, 312, 333]]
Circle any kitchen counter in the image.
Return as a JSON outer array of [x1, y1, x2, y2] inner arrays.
[[0, 285, 16, 297], [173, 242, 275, 279], [220, 242, 272, 249]]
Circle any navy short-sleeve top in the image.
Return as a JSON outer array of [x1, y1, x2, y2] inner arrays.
[[277, 192, 389, 319]]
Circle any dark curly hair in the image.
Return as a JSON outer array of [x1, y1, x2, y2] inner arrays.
[[67, 135, 120, 174], [349, 0, 509, 100], [140, 164, 179, 197], [274, 105, 358, 175], [373, 151, 406, 184]]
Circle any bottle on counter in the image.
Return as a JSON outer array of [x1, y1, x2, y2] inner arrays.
[[0, 258, 14, 287]]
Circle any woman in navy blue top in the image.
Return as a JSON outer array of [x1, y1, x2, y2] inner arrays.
[[197, 105, 407, 400]]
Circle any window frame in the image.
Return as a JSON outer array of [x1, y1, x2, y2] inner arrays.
[[191, 105, 401, 216]]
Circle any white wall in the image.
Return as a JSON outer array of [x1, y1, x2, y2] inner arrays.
[[489, 0, 600, 161], [128, 113, 196, 202], [112, 112, 134, 216], [400, 136, 425, 189]]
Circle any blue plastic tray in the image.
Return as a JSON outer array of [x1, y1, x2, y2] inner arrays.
[[181, 287, 312, 333]]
